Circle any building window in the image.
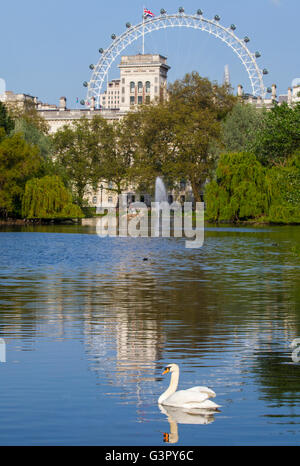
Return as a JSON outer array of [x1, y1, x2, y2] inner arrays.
[[145, 95, 150, 104], [138, 96, 143, 105], [108, 196, 113, 203], [130, 81, 135, 93], [92, 196, 97, 204], [138, 81, 143, 92], [122, 97, 125, 103], [146, 81, 151, 93], [130, 96, 135, 106], [155, 86, 158, 94]]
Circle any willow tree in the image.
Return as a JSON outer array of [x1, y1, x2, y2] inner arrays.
[[205, 152, 268, 222], [22, 175, 83, 219], [266, 151, 300, 223]]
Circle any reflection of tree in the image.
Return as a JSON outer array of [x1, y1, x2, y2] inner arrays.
[[0, 273, 39, 350], [252, 351, 300, 406]]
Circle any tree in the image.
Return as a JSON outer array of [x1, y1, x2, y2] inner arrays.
[[52, 116, 105, 208], [0, 133, 42, 217], [0, 102, 14, 135], [9, 100, 49, 135], [91, 116, 133, 196], [12, 117, 52, 160], [222, 102, 266, 153], [128, 103, 178, 193], [22, 175, 83, 219], [250, 102, 300, 166], [266, 150, 300, 223], [131, 73, 237, 201], [205, 152, 268, 222]]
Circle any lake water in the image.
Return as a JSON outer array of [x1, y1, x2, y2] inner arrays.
[[0, 223, 300, 446]]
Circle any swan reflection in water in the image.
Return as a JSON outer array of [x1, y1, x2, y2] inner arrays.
[[159, 404, 218, 444], [158, 363, 220, 443]]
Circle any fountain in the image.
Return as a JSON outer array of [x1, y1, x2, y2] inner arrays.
[[154, 177, 168, 236], [155, 176, 168, 204]]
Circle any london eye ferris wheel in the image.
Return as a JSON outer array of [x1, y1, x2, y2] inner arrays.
[[82, 7, 269, 108]]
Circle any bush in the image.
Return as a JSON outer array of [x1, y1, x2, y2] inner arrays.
[[22, 175, 83, 219]]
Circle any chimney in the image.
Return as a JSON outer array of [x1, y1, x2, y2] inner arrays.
[[59, 96, 67, 111], [272, 84, 277, 100], [237, 84, 243, 97]]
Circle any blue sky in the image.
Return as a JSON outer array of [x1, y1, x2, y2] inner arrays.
[[0, 0, 299, 106]]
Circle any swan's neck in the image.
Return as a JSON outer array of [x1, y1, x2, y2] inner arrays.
[[158, 368, 179, 404]]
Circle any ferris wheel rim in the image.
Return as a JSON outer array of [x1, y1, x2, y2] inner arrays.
[[86, 12, 266, 107]]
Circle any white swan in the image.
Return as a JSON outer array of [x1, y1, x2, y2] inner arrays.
[[158, 363, 220, 410]]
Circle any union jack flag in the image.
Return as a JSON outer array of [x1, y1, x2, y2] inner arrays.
[[144, 8, 155, 18]]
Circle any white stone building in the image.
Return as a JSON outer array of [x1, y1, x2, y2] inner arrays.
[[99, 79, 121, 110], [118, 53, 170, 111]]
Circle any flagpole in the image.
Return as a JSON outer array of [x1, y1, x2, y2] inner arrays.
[[142, 7, 145, 54]]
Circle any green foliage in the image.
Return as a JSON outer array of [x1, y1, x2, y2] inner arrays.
[[9, 101, 49, 135], [12, 118, 52, 159], [205, 152, 268, 222], [52, 116, 105, 207], [222, 103, 266, 153], [0, 133, 42, 217], [266, 151, 300, 223], [93, 117, 133, 195], [22, 175, 83, 219], [206, 150, 300, 224], [0, 102, 14, 135], [129, 72, 237, 201], [250, 102, 300, 166]]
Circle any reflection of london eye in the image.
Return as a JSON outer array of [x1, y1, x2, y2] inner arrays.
[[84, 8, 268, 107]]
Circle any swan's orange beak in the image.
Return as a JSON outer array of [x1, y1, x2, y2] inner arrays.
[[162, 367, 170, 375]]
